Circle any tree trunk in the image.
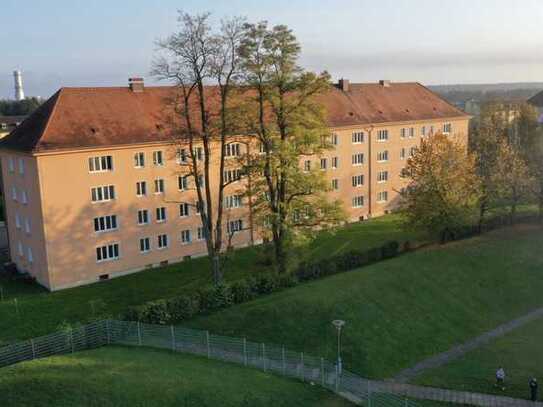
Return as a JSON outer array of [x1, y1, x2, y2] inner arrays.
[[212, 254, 222, 285]]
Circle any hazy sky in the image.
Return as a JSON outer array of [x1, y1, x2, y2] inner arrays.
[[2, 0, 543, 99]]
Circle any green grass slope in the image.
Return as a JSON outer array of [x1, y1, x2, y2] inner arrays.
[[0, 215, 416, 345], [0, 346, 352, 407], [416, 317, 543, 401], [186, 225, 543, 379]]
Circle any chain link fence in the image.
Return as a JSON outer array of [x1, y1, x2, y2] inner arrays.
[[0, 319, 420, 406]]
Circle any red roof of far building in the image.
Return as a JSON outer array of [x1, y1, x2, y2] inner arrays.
[[0, 81, 468, 153]]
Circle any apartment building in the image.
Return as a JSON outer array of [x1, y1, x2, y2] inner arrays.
[[0, 78, 469, 291], [528, 91, 543, 123]]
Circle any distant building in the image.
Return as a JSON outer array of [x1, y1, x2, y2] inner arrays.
[[527, 91, 543, 123], [0, 78, 470, 291], [0, 116, 26, 139]]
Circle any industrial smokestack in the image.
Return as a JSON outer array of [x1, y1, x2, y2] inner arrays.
[[13, 70, 25, 101]]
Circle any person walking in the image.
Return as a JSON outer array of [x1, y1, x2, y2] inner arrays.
[[496, 367, 506, 391], [529, 377, 538, 402]]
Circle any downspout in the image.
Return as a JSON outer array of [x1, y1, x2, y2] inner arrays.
[[365, 125, 374, 218]]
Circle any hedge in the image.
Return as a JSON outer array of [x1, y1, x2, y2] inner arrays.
[[124, 240, 403, 325]]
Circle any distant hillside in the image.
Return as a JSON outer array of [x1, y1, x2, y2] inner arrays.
[[428, 82, 543, 106]]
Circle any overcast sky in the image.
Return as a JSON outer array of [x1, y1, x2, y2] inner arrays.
[[2, 0, 543, 99]]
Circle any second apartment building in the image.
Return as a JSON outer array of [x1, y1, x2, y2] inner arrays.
[[0, 78, 469, 290]]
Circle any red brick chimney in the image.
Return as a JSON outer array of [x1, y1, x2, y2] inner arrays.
[[129, 77, 144, 92]]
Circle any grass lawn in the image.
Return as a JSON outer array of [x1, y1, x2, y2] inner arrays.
[[0, 345, 353, 407], [415, 317, 543, 401], [0, 214, 418, 345], [185, 224, 543, 379]]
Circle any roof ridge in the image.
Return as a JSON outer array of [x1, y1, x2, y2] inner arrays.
[[35, 89, 63, 151]]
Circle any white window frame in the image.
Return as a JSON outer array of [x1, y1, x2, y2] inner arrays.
[[181, 229, 192, 245], [21, 190, 28, 205], [197, 226, 206, 241], [140, 237, 151, 253], [377, 130, 389, 142], [377, 171, 389, 183], [400, 128, 407, 139], [156, 207, 167, 223], [137, 209, 149, 225], [88, 155, 113, 173], [225, 195, 242, 209], [331, 157, 338, 169], [17, 241, 23, 256], [377, 191, 388, 203], [154, 178, 165, 194], [8, 157, 14, 173], [91, 185, 116, 203], [24, 217, 31, 234], [352, 153, 364, 166], [136, 181, 147, 197], [377, 150, 388, 162], [352, 131, 364, 144], [331, 179, 339, 190], [400, 148, 406, 160], [179, 202, 190, 217], [178, 175, 189, 191], [176, 148, 188, 164], [331, 134, 339, 146], [134, 152, 145, 168], [157, 234, 168, 249], [153, 151, 164, 166], [18, 158, 25, 175], [96, 243, 120, 263], [27, 247, 33, 263], [352, 174, 364, 187], [225, 143, 241, 157], [409, 127, 415, 138], [421, 126, 426, 137], [15, 212, 21, 229], [227, 219, 243, 234], [303, 160, 311, 172], [352, 196, 364, 208], [11, 186, 17, 201], [320, 158, 327, 170], [443, 123, 452, 134], [94, 215, 118, 233]]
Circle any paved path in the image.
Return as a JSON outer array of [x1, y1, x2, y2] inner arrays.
[[343, 380, 543, 407], [392, 307, 543, 383]]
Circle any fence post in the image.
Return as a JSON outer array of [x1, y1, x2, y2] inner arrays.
[[243, 338, 247, 366], [170, 325, 175, 351], [206, 331, 211, 358], [335, 363, 339, 392], [300, 352, 304, 381], [282, 346, 286, 376], [321, 357, 325, 386], [30, 339, 36, 359], [137, 322, 142, 346], [367, 380, 372, 407], [70, 328, 75, 353], [404, 397, 409, 407], [262, 343, 266, 371]]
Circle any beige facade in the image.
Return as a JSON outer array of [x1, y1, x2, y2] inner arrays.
[[1, 116, 468, 291]]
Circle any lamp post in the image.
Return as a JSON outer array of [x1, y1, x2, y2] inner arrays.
[[332, 319, 345, 375]]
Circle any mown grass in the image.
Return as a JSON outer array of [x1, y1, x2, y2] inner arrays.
[[185, 224, 543, 379], [0, 214, 417, 345], [0, 345, 352, 407], [416, 317, 543, 401]]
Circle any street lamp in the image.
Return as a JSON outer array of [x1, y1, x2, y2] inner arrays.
[[332, 319, 346, 375]]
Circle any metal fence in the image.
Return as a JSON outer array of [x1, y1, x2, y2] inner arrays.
[[0, 319, 419, 407]]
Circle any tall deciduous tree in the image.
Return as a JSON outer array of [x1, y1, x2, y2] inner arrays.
[[239, 22, 344, 273], [400, 133, 482, 242], [153, 12, 246, 284]]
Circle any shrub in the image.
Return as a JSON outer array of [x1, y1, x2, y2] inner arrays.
[[166, 295, 199, 321], [198, 284, 233, 312], [136, 300, 171, 325], [367, 247, 382, 263], [230, 279, 256, 304], [381, 241, 400, 259], [252, 273, 278, 294]]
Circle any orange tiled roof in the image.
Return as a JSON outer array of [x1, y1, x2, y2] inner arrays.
[[0, 82, 468, 153]]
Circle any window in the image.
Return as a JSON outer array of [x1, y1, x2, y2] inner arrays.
[[304, 160, 311, 171], [91, 185, 115, 202], [176, 148, 188, 164], [96, 243, 120, 262], [197, 227, 206, 241], [8, 157, 14, 173], [352, 153, 364, 166], [134, 152, 145, 168], [138, 209, 149, 225], [17, 241, 23, 256], [225, 143, 241, 157], [227, 219, 243, 234], [24, 218, 31, 234], [93, 215, 118, 232], [197, 174, 205, 188], [400, 128, 407, 139], [153, 151, 164, 166], [377, 151, 388, 162], [193, 147, 203, 161], [196, 201, 206, 214], [136, 181, 147, 197], [320, 158, 327, 170], [258, 142, 266, 154], [154, 178, 165, 194], [139, 237, 151, 253], [11, 186, 17, 201], [443, 123, 452, 134], [352, 174, 364, 187], [15, 212, 21, 229], [352, 131, 364, 144], [225, 195, 242, 209], [377, 191, 388, 202], [421, 126, 426, 137], [331, 179, 339, 190], [179, 202, 190, 217], [21, 190, 28, 204], [377, 171, 389, 183], [400, 148, 406, 160], [377, 130, 389, 141], [156, 207, 167, 222], [223, 169, 241, 183], [88, 155, 113, 172], [157, 234, 168, 249], [409, 147, 417, 157], [27, 247, 33, 263], [332, 157, 338, 169], [409, 127, 415, 138], [178, 175, 189, 191], [181, 229, 192, 244], [18, 158, 25, 175], [331, 134, 339, 145], [352, 196, 364, 208]]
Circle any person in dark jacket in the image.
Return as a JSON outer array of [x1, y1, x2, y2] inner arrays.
[[529, 377, 538, 402]]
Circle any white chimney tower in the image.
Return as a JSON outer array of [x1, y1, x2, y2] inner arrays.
[[13, 70, 25, 101]]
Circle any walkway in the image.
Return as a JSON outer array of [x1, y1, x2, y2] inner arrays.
[[343, 381, 543, 407], [393, 307, 543, 382]]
